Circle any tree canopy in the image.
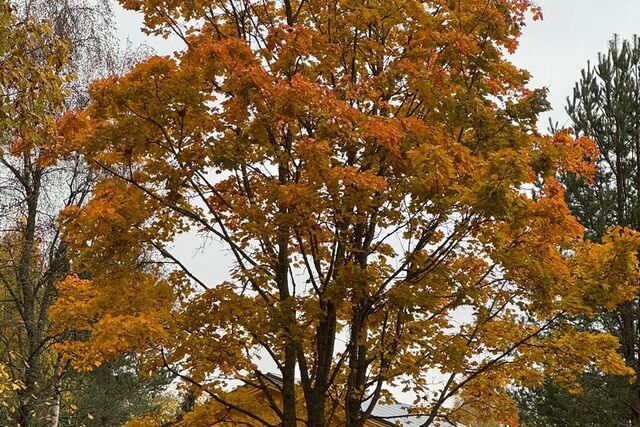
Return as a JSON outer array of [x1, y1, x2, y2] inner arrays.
[[45, 1, 640, 426]]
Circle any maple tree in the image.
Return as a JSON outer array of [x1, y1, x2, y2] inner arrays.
[[50, 1, 640, 426]]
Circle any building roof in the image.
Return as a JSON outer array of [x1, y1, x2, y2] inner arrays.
[[262, 373, 462, 427], [369, 403, 459, 427], [370, 403, 426, 426]]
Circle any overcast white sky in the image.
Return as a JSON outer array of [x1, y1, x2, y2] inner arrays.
[[114, 0, 640, 129], [110, 1, 640, 278], [108, 0, 640, 401], [110, 0, 640, 290], [512, 0, 640, 128]]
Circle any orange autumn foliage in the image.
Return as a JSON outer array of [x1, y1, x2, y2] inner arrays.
[[49, 1, 640, 426]]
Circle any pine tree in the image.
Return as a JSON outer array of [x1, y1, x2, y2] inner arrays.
[[516, 35, 640, 426], [62, 356, 172, 427]]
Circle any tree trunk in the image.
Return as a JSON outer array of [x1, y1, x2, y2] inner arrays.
[[17, 345, 39, 427], [277, 157, 297, 427], [619, 302, 639, 422], [306, 393, 325, 427], [51, 360, 63, 427], [16, 170, 41, 427], [345, 303, 368, 427], [303, 300, 337, 427]]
